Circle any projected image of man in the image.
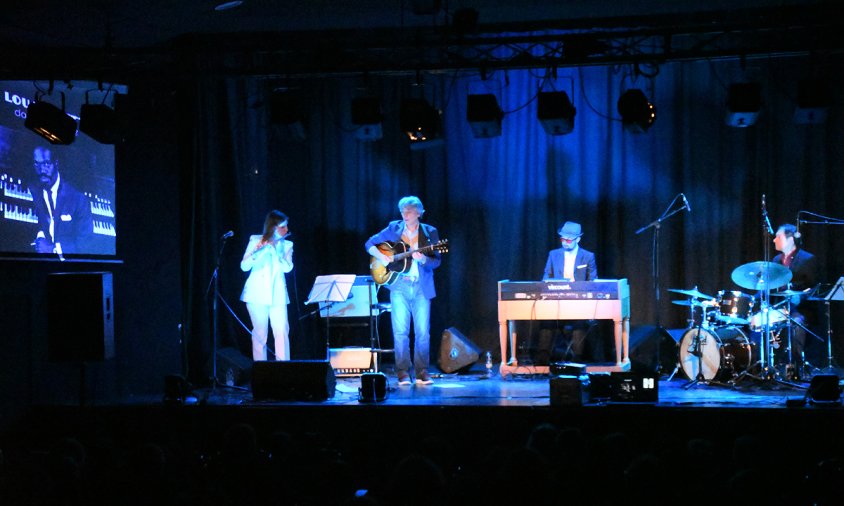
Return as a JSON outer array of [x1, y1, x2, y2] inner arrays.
[[32, 146, 93, 255]]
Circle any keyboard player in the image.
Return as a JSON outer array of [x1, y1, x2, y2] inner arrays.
[[537, 221, 601, 363]]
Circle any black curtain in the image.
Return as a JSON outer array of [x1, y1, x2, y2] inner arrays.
[[184, 56, 844, 383]]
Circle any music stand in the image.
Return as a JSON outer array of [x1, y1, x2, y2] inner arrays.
[[305, 274, 356, 360]]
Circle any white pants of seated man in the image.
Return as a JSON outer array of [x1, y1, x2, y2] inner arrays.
[[246, 302, 289, 361]]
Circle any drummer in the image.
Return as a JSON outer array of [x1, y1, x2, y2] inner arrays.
[[772, 223, 819, 376]]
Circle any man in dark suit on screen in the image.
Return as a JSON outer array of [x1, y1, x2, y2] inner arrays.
[[31, 146, 93, 255]]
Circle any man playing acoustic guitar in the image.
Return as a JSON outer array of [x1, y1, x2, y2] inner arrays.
[[365, 196, 443, 385]]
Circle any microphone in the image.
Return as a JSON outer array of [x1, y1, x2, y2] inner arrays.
[[221, 230, 234, 240], [761, 195, 774, 235], [795, 217, 801, 239], [283, 232, 293, 240], [681, 193, 691, 213]]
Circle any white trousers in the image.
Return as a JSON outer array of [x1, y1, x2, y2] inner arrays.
[[246, 302, 289, 361]]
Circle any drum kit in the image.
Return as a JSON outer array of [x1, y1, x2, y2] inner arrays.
[[667, 260, 817, 386]]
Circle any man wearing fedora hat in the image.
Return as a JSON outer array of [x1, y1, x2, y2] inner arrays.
[[537, 221, 601, 363], [542, 221, 597, 282]]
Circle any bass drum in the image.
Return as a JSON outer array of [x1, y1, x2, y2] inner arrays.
[[679, 326, 753, 381]]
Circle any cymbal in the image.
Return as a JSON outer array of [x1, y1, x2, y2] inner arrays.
[[730, 261, 792, 291], [671, 299, 718, 307], [714, 314, 750, 326], [770, 289, 807, 297], [671, 299, 696, 306], [667, 288, 715, 300]]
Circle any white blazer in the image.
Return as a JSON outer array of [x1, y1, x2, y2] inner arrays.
[[240, 235, 294, 306]]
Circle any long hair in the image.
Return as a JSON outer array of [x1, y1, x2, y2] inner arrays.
[[261, 210, 288, 242]]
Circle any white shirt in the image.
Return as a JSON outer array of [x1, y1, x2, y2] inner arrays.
[[40, 172, 61, 242], [563, 245, 579, 281]]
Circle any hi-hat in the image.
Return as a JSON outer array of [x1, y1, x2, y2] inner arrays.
[[667, 287, 715, 300], [731, 261, 792, 291]]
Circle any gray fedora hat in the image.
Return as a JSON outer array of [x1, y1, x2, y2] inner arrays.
[[558, 221, 583, 238]]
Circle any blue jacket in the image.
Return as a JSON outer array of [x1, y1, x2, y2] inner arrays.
[[365, 220, 441, 299], [542, 247, 598, 281]]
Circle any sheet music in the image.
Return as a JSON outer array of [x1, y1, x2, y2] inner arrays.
[[305, 274, 356, 305]]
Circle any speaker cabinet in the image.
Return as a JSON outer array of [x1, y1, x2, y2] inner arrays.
[[47, 272, 114, 361], [217, 347, 253, 386], [550, 375, 590, 407], [439, 327, 480, 373], [251, 360, 336, 401]]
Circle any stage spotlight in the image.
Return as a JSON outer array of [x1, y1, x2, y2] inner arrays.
[[725, 83, 762, 127], [80, 103, 119, 144], [400, 98, 440, 142], [466, 93, 503, 138], [25, 99, 77, 145], [794, 79, 831, 125], [270, 91, 306, 141], [410, 0, 441, 15], [537, 91, 576, 135], [452, 8, 479, 37], [351, 96, 383, 141], [617, 89, 656, 133]]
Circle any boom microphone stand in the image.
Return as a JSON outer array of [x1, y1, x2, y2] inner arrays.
[[635, 193, 691, 373]]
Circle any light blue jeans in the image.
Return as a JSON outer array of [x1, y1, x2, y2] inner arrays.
[[390, 278, 431, 376]]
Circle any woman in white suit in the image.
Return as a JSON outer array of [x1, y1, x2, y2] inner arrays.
[[240, 210, 294, 361]]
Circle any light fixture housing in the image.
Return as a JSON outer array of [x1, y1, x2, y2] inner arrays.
[[537, 91, 576, 135], [794, 79, 831, 125], [400, 98, 440, 142], [466, 93, 503, 138], [80, 103, 119, 144], [270, 91, 306, 140], [725, 83, 762, 127], [351, 97, 383, 141], [617, 89, 656, 133], [25, 100, 77, 145]]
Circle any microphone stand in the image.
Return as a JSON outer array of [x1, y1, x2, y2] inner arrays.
[[636, 195, 688, 375], [207, 233, 248, 392]]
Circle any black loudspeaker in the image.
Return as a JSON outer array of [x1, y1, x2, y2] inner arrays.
[[628, 325, 677, 374], [47, 272, 114, 361], [251, 360, 336, 401], [217, 347, 253, 386], [550, 375, 590, 407], [439, 327, 480, 373], [808, 374, 841, 405], [358, 372, 388, 403]]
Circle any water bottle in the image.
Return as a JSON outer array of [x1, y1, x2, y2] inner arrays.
[[485, 351, 493, 378]]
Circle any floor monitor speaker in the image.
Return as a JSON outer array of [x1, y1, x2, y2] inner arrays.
[[251, 360, 336, 401], [439, 327, 480, 373]]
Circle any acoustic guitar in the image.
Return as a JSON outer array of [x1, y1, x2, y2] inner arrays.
[[370, 239, 449, 286]]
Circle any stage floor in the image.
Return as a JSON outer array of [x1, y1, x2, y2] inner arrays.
[[190, 363, 844, 409]]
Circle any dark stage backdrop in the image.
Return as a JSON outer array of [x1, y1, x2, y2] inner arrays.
[[185, 56, 844, 382]]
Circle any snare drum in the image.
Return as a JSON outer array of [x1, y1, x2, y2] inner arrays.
[[748, 307, 789, 332], [679, 325, 753, 381], [714, 290, 754, 325]]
